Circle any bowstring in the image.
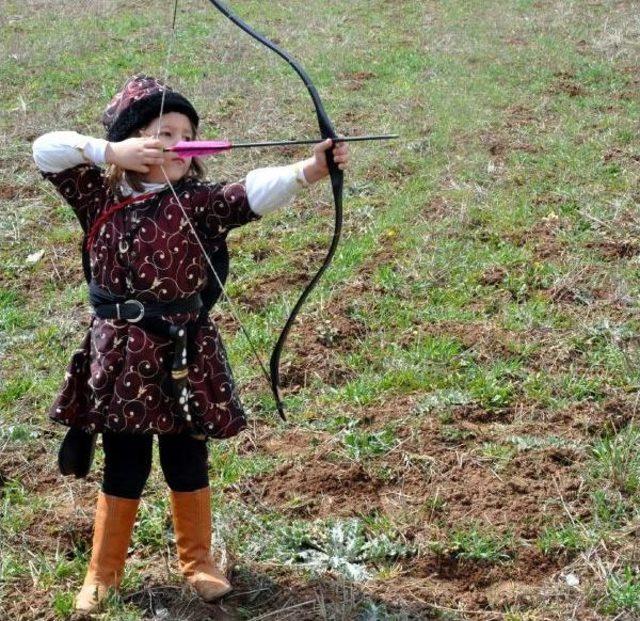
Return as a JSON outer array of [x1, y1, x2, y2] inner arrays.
[[159, 0, 274, 393], [156, 0, 179, 138]]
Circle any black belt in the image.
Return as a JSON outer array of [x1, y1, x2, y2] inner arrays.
[[89, 281, 203, 321], [88, 280, 203, 427]]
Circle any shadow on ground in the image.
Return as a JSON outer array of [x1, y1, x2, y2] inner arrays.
[[123, 565, 434, 621]]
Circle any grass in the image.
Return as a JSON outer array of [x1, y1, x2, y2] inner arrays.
[[340, 425, 399, 461], [447, 526, 515, 563], [603, 566, 640, 615], [2, 0, 640, 618], [537, 523, 593, 558], [591, 424, 640, 496]]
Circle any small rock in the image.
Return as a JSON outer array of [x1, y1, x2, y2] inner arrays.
[[153, 607, 170, 620], [564, 572, 580, 588], [26, 249, 45, 264]]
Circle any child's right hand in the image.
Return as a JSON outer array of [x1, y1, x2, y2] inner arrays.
[[105, 137, 165, 173]]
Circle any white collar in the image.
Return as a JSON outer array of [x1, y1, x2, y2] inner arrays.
[[119, 179, 167, 198]]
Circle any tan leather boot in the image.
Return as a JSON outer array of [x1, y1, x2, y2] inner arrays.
[[170, 487, 232, 601], [75, 492, 139, 613]]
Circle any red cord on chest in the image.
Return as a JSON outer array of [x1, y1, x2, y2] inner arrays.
[[85, 191, 157, 252]]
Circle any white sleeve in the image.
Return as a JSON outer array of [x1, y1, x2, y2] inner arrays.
[[32, 131, 109, 173], [245, 162, 309, 216]]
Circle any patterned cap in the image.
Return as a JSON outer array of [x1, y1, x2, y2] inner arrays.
[[102, 74, 199, 142]]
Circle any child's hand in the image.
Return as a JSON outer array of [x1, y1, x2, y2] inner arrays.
[[105, 137, 165, 173], [303, 138, 350, 184]]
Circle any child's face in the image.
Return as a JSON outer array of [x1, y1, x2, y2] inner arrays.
[[140, 112, 195, 183]]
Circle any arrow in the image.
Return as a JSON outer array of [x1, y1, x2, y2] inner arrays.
[[165, 134, 399, 158]]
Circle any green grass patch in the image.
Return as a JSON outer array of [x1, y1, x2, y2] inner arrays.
[[537, 523, 592, 557], [591, 424, 640, 497], [602, 566, 640, 615], [445, 525, 515, 563], [341, 424, 400, 460], [133, 496, 169, 552]]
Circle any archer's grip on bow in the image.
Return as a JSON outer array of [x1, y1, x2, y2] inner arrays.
[[323, 138, 344, 198]]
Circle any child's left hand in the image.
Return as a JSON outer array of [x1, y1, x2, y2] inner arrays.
[[303, 138, 350, 184]]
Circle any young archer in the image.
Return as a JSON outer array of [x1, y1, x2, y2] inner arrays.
[[33, 74, 349, 613]]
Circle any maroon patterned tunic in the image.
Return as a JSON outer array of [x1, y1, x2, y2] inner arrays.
[[43, 164, 260, 439]]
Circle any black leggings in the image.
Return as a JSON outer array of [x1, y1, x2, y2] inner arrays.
[[102, 432, 209, 499]]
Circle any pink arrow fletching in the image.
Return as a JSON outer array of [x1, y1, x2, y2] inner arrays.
[[168, 140, 233, 158]]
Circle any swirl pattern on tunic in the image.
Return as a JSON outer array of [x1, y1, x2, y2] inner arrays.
[[43, 164, 260, 439]]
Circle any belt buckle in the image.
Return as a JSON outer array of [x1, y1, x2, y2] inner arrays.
[[121, 299, 144, 322]]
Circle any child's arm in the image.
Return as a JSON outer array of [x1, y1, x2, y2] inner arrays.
[[33, 132, 113, 231], [246, 138, 350, 216], [245, 162, 308, 216], [33, 132, 164, 174], [195, 139, 350, 233], [32, 131, 109, 173]]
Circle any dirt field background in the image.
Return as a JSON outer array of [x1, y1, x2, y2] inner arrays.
[[1, 0, 639, 619]]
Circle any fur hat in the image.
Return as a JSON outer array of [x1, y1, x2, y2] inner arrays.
[[102, 74, 199, 142]]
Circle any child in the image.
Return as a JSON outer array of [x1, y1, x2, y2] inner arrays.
[[33, 74, 349, 613]]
